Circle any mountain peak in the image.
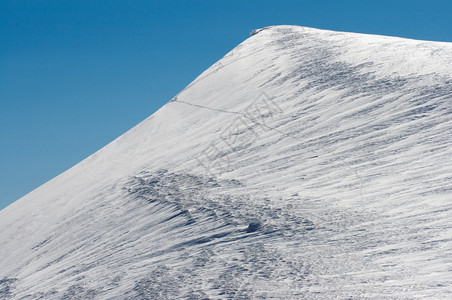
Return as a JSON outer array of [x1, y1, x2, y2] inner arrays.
[[1, 27, 451, 299]]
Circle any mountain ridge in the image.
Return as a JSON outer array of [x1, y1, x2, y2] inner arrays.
[[1, 25, 451, 299]]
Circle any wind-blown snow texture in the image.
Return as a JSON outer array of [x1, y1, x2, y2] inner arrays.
[[1, 26, 451, 299]]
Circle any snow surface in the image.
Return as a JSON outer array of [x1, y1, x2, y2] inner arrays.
[[1, 25, 452, 299]]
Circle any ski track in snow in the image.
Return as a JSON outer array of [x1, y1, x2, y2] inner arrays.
[[1, 26, 452, 299]]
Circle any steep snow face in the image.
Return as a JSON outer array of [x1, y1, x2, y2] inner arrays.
[[1, 25, 452, 299]]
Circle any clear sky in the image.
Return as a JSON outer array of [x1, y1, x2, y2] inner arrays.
[[1, 0, 451, 210]]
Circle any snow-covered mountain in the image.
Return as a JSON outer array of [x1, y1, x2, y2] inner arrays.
[[1, 25, 451, 299]]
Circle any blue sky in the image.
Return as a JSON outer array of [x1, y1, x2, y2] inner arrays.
[[1, 0, 451, 210]]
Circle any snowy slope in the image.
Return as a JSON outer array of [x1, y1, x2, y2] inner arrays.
[[1, 25, 452, 299]]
